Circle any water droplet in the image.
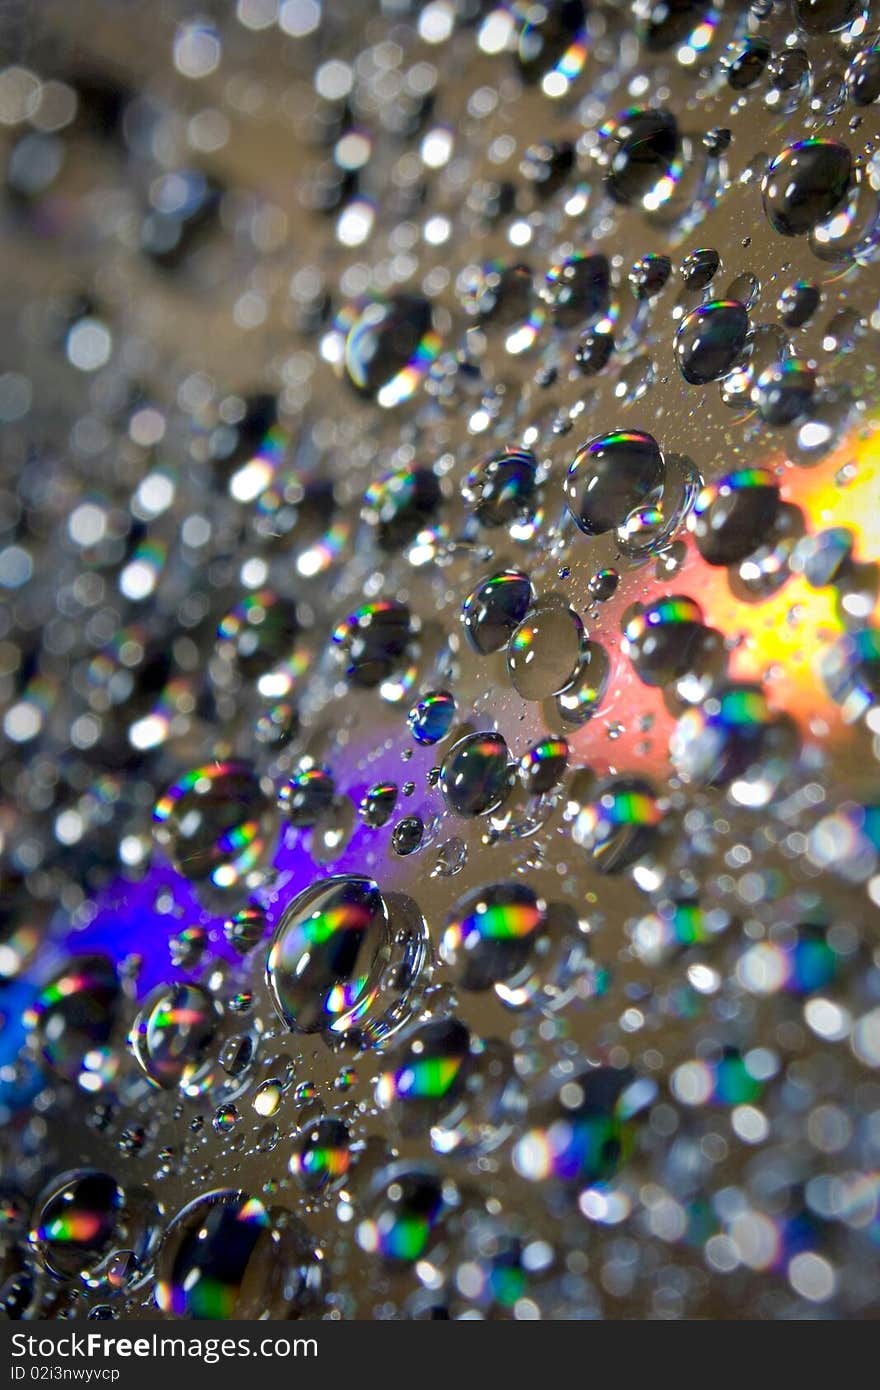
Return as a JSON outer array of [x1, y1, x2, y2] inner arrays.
[[762, 139, 852, 236], [343, 295, 440, 408], [565, 430, 665, 535], [212, 1102, 240, 1134], [463, 448, 538, 528], [362, 466, 443, 551], [602, 107, 680, 208], [629, 253, 672, 300], [796, 0, 862, 34], [332, 600, 413, 688], [513, 1067, 644, 1184], [392, 815, 424, 856], [223, 903, 268, 955], [155, 1191, 322, 1318], [26, 955, 119, 1083], [508, 596, 584, 701], [441, 883, 547, 990], [541, 254, 611, 327], [679, 246, 720, 291], [675, 299, 750, 384], [129, 983, 220, 1090], [356, 1163, 454, 1263], [622, 595, 709, 687], [278, 763, 335, 828], [29, 1171, 161, 1289], [846, 42, 880, 104], [439, 732, 513, 816], [289, 1117, 352, 1192], [554, 641, 610, 725], [572, 778, 662, 873], [671, 683, 799, 805], [518, 737, 570, 795], [266, 875, 388, 1037], [777, 279, 820, 327], [461, 570, 535, 655], [407, 690, 456, 745], [153, 762, 275, 890], [690, 467, 780, 565], [216, 591, 298, 678], [753, 358, 816, 425]]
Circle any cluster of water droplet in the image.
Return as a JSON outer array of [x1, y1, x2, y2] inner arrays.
[[2, 0, 880, 1323]]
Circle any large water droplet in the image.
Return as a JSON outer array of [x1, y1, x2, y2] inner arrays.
[[675, 299, 749, 384], [762, 139, 852, 237], [265, 875, 388, 1037], [129, 982, 221, 1090], [565, 429, 665, 535], [439, 732, 513, 816], [508, 595, 584, 701], [153, 762, 275, 890], [155, 1191, 321, 1318]]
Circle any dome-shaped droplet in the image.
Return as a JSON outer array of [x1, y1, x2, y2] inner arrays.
[[29, 1170, 124, 1282], [407, 690, 456, 745], [847, 43, 880, 105], [462, 571, 535, 654], [289, 1117, 352, 1193], [588, 567, 619, 601], [565, 429, 665, 535], [575, 326, 615, 375], [356, 1163, 453, 1263], [129, 982, 220, 1090], [512, 1067, 644, 1184], [752, 359, 816, 425], [622, 595, 708, 687], [216, 590, 298, 677], [515, 0, 587, 90], [153, 762, 275, 890], [723, 36, 771, 90], [777, 279, 820, 327], [554, 641, 610, 725], [631, 899, 734, 965], [796, 0, 862, 33], [25, 955, 119, 1082], [344, 295, 439, 408], [278, 763, 335, 827], [392, 814, 424, 856], [518, 736, 569, 795], [359, 781, 398, 827], [463, 448, 537, 528], [689, 467, 780, 565], [332, 600, 412, 687], [602, 107, 680, 207], [155, 1191, 322, 1318], [375, 1016, 471, 1133], [223, 903, 268, 956], [821, 628, 880, 721], [362, 466, 443, 550], [265, 875, 388, 1036], [439, 732, 513, 816], [541, 253, 610, 327], [629, 253, 671, 300], [441, 882, 547, 990], [674, 299, 749, 384], [635, 0, 716, 51], [762, 140, 852, 237], [376, 1018, 520, 1154], [679, 246, 720, 291], [507, 595, 584, 701], [572, 777, 662, 873], [736, 922, 843, 998], [671, 684, 799, 806]]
